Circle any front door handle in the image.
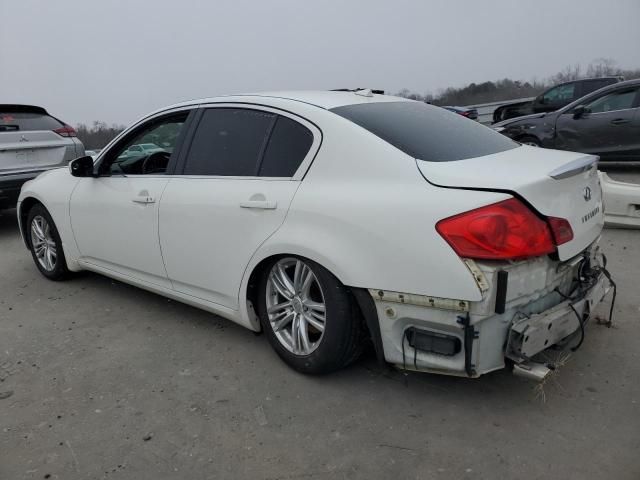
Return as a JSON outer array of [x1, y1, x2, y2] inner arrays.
[[239, 200, 277, 209], [610, 118, 630, 125]]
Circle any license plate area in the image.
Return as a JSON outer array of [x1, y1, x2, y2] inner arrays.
[[507, 273, 609, 359]]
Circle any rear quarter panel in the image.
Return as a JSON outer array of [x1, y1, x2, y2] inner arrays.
[[242, 110, 509, 307]]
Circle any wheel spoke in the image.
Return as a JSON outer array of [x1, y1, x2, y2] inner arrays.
[[268, 300, 292, 315], [298, 316, 311, 352], [290, 315, 300, 352], [270, 272, 294, 300], [31, 224, 44, 241], [276, 263, 296, 296], [272, 311, 295, 332], [304, 301, 325, 313], [304, 313, 325, 332]]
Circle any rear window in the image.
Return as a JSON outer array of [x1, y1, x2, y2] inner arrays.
[[0, 112, 63, 132], [330, 101, 518, 162]]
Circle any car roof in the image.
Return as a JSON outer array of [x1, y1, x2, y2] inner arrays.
[[153, 90, 411, 116]]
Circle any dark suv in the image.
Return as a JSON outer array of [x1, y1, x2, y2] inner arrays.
[[492, 79, 640, 161], [493, 77, 623, 123]]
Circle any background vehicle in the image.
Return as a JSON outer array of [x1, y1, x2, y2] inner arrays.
[[0, 104, 84, 209], [493, 79, 640, 161], [492, 76, 624, 123], [18, 91, 610, 381], [441, 106, 478, 120]]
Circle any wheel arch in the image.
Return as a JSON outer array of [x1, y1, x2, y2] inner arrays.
[[18, 196, 45, 249], [240, 250, 385, 365]]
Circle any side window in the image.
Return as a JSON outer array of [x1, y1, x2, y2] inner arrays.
[[543, 84, 575, 104], [183, 108, 275, 176], [101, 113, 188, 175], [258, 116, 314, 177], [586, 88, 638, 113]]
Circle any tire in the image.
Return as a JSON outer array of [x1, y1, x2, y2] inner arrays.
[[26, 203, 70, 281], [518, 135, 541, 147], [256, 256, 364, 374]]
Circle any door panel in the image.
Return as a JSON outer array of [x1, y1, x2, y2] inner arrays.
[[555, 109, 637, 159], [159, 178, 298, 308], [70, 176, 171, 288]]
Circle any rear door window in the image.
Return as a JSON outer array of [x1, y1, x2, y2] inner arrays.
[[330, 101, 517, 162], [258, 116, 314, 177], [0, 111, 63, 132], [586, 87, 639, 113], [184, 108, 275, 176]]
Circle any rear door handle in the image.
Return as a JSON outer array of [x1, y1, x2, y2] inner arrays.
[[610, 118, 630, 125], [239, 200, 277, 209], [132, 195, 155, 204]]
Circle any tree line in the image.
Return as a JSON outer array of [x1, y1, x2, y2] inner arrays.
[[76, 58, 640, 148], [397, 58, 640, 106]]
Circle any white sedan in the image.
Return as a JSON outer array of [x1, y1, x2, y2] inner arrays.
[[17, 90, 613, 381]]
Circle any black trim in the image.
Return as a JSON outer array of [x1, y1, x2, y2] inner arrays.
[[351, 288, 386, 366], [254, 115, 279, 176], [457, 313, 478, 377], [495, 270, 509, 314]]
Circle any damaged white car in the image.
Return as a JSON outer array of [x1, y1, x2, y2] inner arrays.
[[17, 90, 615, 381]]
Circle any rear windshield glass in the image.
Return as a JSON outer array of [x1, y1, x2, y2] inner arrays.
[[330, 101, 518, 162], [0, 112, 63, 132]]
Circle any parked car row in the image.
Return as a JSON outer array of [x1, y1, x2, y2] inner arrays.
[[492, 78, 640, 161], [492, 76, 623, 123], [17, 90, 613, 381]]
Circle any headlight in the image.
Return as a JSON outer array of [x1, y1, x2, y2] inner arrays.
[[492, 126, 506, 132]]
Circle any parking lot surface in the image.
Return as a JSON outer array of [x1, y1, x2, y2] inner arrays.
[[1, 169, 639, 480]]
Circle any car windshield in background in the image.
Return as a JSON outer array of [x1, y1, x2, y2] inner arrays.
[[0, 112, 63, 131], [330, 101, 518, 162]]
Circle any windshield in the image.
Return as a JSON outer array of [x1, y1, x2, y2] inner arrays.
[[330, 101, 518, 162]]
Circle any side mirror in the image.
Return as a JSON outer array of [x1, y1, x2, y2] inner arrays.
[[69, 156, 96, 177], [573, 105, 591, 119]]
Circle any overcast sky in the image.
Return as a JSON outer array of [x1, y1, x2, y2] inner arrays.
[[1, 0, 638, 125]]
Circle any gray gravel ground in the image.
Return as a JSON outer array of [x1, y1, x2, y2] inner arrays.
[[1, 169, 639, 480]]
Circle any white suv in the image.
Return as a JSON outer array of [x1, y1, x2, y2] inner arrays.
[[1, 104, 84, 209]]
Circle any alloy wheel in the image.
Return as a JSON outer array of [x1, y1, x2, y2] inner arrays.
[[265, 258, 326, 355], [31, 215, 57, 272]]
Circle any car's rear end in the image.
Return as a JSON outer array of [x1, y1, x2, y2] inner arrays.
[[331, 99, 614, 381], [0, 105, 83, 209]]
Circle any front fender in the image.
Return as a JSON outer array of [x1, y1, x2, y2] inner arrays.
[[18, 168, 82, 271]]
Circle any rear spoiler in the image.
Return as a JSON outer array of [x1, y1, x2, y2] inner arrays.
[[548, 156, 598, 180], [0, 104, 48, 114]]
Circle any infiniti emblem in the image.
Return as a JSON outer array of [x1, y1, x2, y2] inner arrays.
[[583, 186, 592, 202]]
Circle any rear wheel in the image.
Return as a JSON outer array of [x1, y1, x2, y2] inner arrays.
[[26, 204, 69, 280], [518, 135, 541, 147], [256, 257, 364, 374]]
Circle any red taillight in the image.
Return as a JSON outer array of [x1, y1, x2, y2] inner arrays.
[[548, 217, 574, 245], [436, 198, 557, 260], [459, 111, 471, 117], [53, 125, 76, 137]]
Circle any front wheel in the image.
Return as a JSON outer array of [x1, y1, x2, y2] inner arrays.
[[257, 257, 364, 374], [26, 204, 70, 280]]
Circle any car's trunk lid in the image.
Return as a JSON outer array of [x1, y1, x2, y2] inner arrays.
[[417, 145, 603, 260]]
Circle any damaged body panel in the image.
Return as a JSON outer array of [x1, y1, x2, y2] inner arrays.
[[370, 243, 612, 379], [600, 171, 640, 229]]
